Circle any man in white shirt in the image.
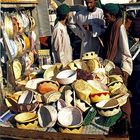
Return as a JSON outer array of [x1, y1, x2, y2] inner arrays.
[[69, 0, 105, 57], [51, 4, 72, 66]]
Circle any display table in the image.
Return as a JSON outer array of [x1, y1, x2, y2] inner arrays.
[[0, 126, 129, 140]]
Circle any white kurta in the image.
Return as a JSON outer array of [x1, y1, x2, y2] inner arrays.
[[114, 24, 133, 75], [69, 7, 105, 57], [51, 22, 72, 66]]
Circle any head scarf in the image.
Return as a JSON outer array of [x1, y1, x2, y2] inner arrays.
[[56, 4, 70, 16], [102, 3, 120, 16]]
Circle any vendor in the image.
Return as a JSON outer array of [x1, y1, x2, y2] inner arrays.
[[51, 4, 73, 66], [101, 3, 133, 127], [102, 3, 133, 85]]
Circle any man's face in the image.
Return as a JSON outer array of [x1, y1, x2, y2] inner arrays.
[[65, 14, 69, 24], [85, 0, 96, 12], [104, 12, 115, 25]]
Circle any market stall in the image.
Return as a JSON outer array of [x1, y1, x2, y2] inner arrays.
[[1, 0, 139, 140], [0, 127, 128, 140], [0, 52, 130, 139]]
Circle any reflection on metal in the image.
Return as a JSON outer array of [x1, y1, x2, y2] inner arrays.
[[100, 0, 130, 4], [130, 41, 140, 60], [126, 6, 140, 11], [121, 2, 140, 11]]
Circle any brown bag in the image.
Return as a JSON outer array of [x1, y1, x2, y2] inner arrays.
[[112, 66, 123, 75], [112, 66, 129, 85]]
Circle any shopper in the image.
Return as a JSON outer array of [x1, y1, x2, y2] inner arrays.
[[51, 4, 72, 66], [69, 0, 105, 57], [102, 3, 133, 84]]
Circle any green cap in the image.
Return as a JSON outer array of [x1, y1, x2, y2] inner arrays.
[[56, 4, 70, 16], [103, 3, 120, 16]]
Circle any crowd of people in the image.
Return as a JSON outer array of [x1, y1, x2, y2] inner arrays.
[[50, 1, 140, 139]]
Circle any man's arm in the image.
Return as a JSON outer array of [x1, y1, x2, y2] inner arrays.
[[90, 10, 105, 37], [52, 29, 63, 62], [52, 28, 70, 65], [119, 25, 133, 76], [68, 13, 84, 39]]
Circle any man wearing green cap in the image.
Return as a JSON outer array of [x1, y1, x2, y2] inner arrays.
[[102, 3, 132, 83], [101, 3, 133, 127], [51, 4, 72, 66], [69, 0, 105, 57]]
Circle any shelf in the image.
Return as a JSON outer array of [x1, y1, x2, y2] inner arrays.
[[0, 0, 38, 8], [1, 3, 37, 8], [0, 0, 38, 4], [0, 126, 129, 140]]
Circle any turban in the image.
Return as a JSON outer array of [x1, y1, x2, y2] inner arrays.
[[56, 4, 70, 16], [102, 3, 120, 16]]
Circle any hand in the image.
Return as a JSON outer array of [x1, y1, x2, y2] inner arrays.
[[122, 71, 129, 85], [83, 24, 92, 31]]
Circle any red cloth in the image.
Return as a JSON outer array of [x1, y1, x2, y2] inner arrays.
[[39, 37, 49, 47]]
